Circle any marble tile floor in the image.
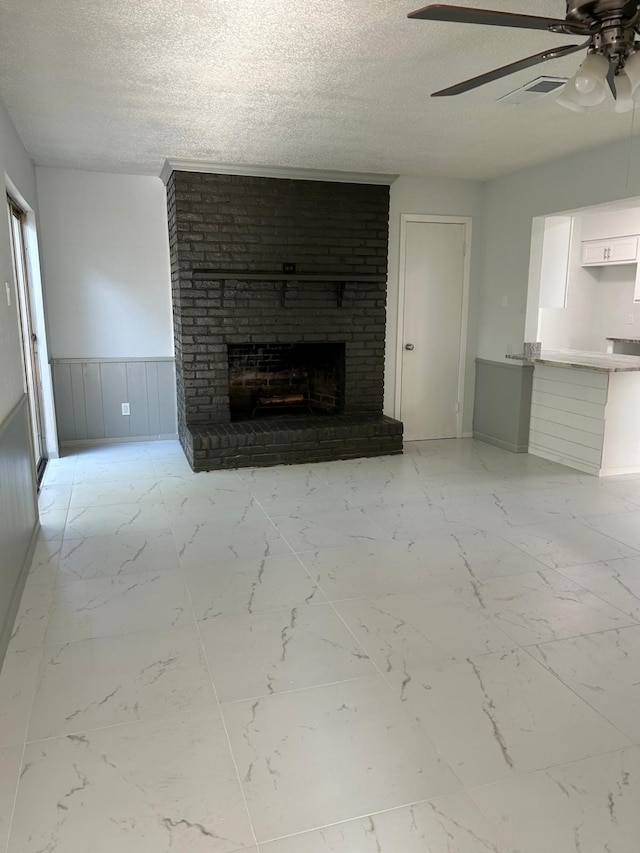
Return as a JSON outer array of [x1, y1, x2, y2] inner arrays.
[[3, 438, 640, 850]]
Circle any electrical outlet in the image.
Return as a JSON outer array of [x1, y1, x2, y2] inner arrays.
[[628, 313, 635, 324], [121, 403, 130, 416], [5, 283, 11, 306], [501, 294, 508, 308]]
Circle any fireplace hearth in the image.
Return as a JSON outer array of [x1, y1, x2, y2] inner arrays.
[[166, 170, 403, 470]]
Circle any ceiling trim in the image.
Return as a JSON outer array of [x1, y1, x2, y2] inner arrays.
[[160, 158, 398, 186]]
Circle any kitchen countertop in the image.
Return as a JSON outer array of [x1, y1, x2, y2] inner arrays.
[[507, 349, 640, 372], [605, 337, 640, 343]]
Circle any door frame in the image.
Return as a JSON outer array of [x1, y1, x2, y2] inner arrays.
[[7, 196, 48, 479], [394, 213, 472, 438], [6, 180, 59, 469]]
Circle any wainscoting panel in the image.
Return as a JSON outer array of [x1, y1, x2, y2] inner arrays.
[[52, 358, 177, 443], [83, 362, 105, 439], [473, 358, 534, 453], [0, 396, 38, 662], [100, 362, 129, 439]]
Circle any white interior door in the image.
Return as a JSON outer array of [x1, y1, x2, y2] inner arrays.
[[399, 219, 467, 442]]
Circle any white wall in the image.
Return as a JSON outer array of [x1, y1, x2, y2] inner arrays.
[[593, 265, 640, 343], [36, 168, 173, 358], [581, 206, 640, 240], [479, 134, 640, 363], [385, 175, 485, 432], [0, 100, 39, 424], [538, 215, 600, 351]]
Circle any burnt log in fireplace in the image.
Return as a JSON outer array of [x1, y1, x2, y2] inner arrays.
[[166, 170, 403, 470]]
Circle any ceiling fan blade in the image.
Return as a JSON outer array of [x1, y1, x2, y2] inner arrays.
[[431, 42, 588, 97], [408, 4, 593, 35]]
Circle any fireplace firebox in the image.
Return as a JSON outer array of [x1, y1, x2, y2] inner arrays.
[[228, 342, 345, 420]]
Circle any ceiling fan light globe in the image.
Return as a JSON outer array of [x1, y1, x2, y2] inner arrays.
[[573, 78, 607, 106], [615, 98, 635, 113], [574, 76, 597, 94], [575, 86, 607, 106], [560, 74, 606, 108], [575, 52, 609, 95], [614, 72, 635, 112], [623, 51, 640, 93], [556, 83, 586, 112]]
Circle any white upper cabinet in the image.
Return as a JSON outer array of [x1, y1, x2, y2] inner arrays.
[[582, 236, 639, 266]]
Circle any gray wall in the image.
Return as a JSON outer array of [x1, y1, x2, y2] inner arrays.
[[52, 358, 177, 443], [0, 397, 38, 661], [473, 358, 534, 453]]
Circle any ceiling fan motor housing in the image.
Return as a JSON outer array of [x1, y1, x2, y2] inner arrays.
[[566, 1, 638, 23], [565, 2, 639, 67]]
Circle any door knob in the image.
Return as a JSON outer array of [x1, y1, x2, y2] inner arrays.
[[404, 343, 415, 351]]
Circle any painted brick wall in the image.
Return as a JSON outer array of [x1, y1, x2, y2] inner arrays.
[[167, 172, 390, 430]]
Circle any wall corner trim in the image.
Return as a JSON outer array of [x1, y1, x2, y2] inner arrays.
[[159, 159, 399, 187]]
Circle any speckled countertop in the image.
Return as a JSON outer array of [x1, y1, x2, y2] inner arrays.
[[507, 349, 640, 372]]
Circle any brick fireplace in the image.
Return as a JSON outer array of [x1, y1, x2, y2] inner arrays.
[[166, 170, 403, 470]]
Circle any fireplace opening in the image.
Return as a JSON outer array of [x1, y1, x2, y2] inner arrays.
[[228, 342, 346, 421]]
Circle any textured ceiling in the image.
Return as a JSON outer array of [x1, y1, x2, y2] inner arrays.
[[0, 0, 638, 180]]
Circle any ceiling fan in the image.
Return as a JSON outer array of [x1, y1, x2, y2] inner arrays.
[[408, 2, 640, 111]]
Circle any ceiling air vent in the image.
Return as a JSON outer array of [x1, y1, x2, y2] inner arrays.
[[498, 76, 567, 105]]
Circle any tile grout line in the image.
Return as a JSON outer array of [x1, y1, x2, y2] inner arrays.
[[2, 638, 45, 853], [464, 740, 640, 838], [322, 592, 471, 789], [571, 512, 640, 556], [21, 701, 222, 747], [517, 639, 640, 749], [181, 566, 261, 851], [2, 734, 27, 853], [253, 790, 487, 847], [216, 674, 376, 709]]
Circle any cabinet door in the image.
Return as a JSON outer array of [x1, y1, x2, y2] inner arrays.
[[582, 236, 639, 266], [582, 240, 608, 265], [608, 236, 639, 263]]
